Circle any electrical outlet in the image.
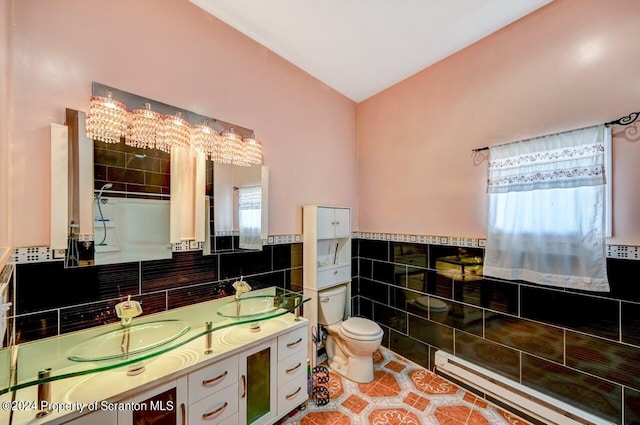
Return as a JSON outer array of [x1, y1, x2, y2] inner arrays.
[[189, 240, 199, 249], [53, 249, 66, 259]]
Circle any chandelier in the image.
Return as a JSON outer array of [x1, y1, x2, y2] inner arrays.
[[85, 91, 127, 144], [243, 135, 263, 165], [125, 103, 165, 151], [85, 87, 263, 166], [192, 121, 218, 159]]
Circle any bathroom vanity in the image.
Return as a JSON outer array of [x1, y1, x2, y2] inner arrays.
[[1, 287, 308, 425]]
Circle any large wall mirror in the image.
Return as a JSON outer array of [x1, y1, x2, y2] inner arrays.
[[205, 163, 268, 253], [63, 83, 266, 267]]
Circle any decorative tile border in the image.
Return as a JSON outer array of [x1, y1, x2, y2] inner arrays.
[[353, 232, 484, 248], [354, 232, 640, 261], [11, 247, 61, 264], [11, 234, 305, 264], [266, 234, 303, 245], [607, 244, 640, 260], [10, 235, 640, 263], [214, 230, 236, 237]]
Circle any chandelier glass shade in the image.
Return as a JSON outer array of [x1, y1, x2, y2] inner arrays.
[[163, 112, 191, 151], [86, 91, 127, 144], [192, 121, 218, 159], [126, 103, 165, 151], [219, 129, 242, 165], [243, 136, 263, 165]]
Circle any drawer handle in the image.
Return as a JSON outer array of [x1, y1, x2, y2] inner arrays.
[[333, 270, 338, 275], [285, 387, 302, 400], [202, 402, 228, 419], [286, 362, 302, 374], [241, 374, 246, 398], [286, 338, 302, 348], [202, 370, 228, 386], [180, 403, 186, 425]]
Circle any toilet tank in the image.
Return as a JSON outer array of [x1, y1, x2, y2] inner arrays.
[[318, 284, 347, 325]]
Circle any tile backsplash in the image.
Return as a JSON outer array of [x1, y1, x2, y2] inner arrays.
[[10, 244, 302, 343]]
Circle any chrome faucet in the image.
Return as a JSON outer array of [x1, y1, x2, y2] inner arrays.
[[233, 277, 252, 300], [115, 295, 143, 358], [115, 295, 143, 327], [233, 278, 252, 318]]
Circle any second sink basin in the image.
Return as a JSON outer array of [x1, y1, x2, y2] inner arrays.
[[217, 295, 283, 319], [67, 320, 191, 362]]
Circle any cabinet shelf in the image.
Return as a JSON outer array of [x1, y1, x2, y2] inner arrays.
[[317, 263, 350, 272]]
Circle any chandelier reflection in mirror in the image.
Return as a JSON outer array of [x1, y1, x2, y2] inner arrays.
[[85, 84, 262, 166]]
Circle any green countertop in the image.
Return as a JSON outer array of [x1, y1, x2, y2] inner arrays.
[[0, 287, 308, 395]]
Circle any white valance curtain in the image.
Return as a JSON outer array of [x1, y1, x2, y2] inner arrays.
[[484, 125, 610, 292], [238, 185, 262, 250]]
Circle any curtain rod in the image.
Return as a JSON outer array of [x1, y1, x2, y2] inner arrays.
[[471, 111, 639, 153]]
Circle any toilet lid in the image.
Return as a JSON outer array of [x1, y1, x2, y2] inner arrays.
[[416, 296, 449, 312], [341, 317, 382, 337]]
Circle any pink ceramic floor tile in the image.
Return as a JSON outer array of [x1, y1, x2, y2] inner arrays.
[[276, 347, 532, 425]]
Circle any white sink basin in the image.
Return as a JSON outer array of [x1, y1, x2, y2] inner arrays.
[[67, 320, 190, 362]]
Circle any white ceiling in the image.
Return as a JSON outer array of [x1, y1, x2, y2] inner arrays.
[[189, 0, 552, 102]]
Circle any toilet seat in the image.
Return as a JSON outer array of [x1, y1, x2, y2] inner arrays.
[[339, 317, 383, 342], [415, 296, 449, 312]]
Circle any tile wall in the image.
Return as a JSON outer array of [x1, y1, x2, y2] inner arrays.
[[94, 140, 171, 199], [352, 239, 640, 425], [10, 244, 302, 344], [7, 235, 640, 424]]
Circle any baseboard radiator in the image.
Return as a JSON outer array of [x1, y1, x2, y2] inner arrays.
[[433, 350, 614, 425]]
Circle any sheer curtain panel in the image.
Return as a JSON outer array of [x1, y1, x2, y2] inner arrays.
[[238, 185, 262, 250], [484, 125, 610, 292]]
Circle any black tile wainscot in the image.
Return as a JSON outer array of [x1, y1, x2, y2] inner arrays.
[[12, 244, 303, 343], [353, 239, 640, 424]]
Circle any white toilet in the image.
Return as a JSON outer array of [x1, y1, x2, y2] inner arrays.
[[318, 284, 384, 383]]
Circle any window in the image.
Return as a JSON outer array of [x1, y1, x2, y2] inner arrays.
[[483, 125, 610, 292], [238, 185, 262, 250]]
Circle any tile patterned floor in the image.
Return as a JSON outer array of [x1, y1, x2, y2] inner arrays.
[[277, 347, 531, 425]]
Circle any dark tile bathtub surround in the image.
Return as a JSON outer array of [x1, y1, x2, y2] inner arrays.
[[355, 239, 640, 424], [13, 244, 303, 344]]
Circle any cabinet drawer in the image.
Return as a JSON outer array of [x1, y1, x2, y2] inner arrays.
[[277, 373, 308, 416], [278, 326, 307, 361], [188, 382, 238, 425], [278, 352, 307, 385], [317, 265, 350, 289], [188, 355, 238, 404]]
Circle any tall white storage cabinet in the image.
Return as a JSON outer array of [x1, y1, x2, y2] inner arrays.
[[303, 205, 352, 366]]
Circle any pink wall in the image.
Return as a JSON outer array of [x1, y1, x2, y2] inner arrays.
[[8, 0, 357, 247], [7, 0, 640, 250], [0, 0, 11, 264], [357, 0, 640, 245]]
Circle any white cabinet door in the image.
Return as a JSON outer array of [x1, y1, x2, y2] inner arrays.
[[316, 207, 351, 239], [316, 207, 336, 239], [332, 208, 351, 238]]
